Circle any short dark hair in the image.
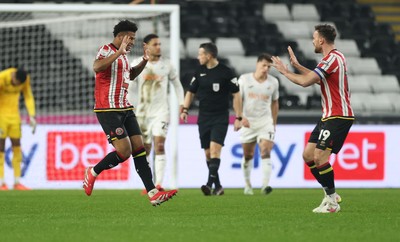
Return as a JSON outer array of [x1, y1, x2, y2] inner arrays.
[[143, 33, 159, 44], [199, 42, 218, 58], [113, 20, 138, 37], [315, 24, 336, 44], [257, 53, 272, 63], [16, 69, 27, 84]]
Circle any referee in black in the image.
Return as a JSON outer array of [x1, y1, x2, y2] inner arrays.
[[180, 42, 243, 196]]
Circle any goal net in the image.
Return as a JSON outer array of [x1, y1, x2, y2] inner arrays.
[[0, 4, 180, 189]]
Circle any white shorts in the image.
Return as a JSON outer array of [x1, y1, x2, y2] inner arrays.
[[239, 124, 275, 144], [137, 116, 169, 144]]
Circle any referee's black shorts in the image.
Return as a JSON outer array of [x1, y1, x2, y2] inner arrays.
[[308, 117, 354, 154], [197, 114, 229, 149], [96, 110, 142, 143]]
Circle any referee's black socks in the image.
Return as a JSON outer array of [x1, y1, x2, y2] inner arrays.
[[208, 158, 221, 188]]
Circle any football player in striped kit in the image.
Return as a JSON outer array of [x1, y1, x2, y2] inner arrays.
[[272, 24, 354, 213], [83, 20, 177, 206]]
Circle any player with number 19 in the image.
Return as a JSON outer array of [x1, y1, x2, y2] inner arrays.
[[272, 24, 354, 213]]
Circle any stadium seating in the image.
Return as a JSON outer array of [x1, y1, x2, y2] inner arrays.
[[291, 4, 320, 21], [185, 37, 212, 58], [2, 0, 400, 116]]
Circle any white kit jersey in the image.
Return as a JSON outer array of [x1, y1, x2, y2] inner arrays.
[[239, 73, 279, 128], [128, 57, 184, 119]]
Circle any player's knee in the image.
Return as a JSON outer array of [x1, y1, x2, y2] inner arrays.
[[302, 151, 313, 162], [244, 154, 253, 161], [260, 153, 271, 159], [116, 149, 131, 162], [155, 143, 165, 153]]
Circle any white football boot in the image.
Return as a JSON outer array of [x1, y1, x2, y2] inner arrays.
[[313, 193, 341, 213], [244, 185, 254, 195]]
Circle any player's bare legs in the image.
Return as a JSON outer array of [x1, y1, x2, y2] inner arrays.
[[259, 139, 274, 195], [241, 142, 256, 195], [153, 136, 166, 190]]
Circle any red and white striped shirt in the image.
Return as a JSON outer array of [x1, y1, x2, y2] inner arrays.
[[313, 49, 354, 119], [94, 43, 132, 111]]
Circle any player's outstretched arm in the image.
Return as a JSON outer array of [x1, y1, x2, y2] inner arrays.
[[272, 56, 319, 87], [94, 36, 131, 73], [288, 46, 311, 75]]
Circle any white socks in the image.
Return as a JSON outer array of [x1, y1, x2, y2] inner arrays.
[[155, 154, 166, 186], [242, 157, 253, 187], [261, 158, 272, 188]]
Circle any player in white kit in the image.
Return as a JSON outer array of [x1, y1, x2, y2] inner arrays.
[[238, 53, 279, 195], [128, 34, 184, 192]]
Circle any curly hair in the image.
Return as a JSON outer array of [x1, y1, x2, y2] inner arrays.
[[113, 20, 138, 37]]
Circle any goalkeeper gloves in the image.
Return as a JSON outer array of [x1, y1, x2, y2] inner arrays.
[[29, 116, 37, 134]]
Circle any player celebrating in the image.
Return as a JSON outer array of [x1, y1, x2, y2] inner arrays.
[[128, 34, 184, 193], [272, 24, 354, 213], [238, 53, 279, 195], [83, 20, 177, 206], [0, 68, 36, 190]]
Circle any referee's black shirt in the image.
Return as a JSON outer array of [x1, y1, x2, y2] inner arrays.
[[189, 63, 239, 116]]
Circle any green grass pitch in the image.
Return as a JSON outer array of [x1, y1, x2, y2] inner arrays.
[[0, 188, 399, 242]]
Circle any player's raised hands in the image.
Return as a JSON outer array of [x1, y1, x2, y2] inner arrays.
[[119, 35, 131, 55], [288, 46, 299, 67], [143, 43, 150, 61], [271, 56, 289, 75]]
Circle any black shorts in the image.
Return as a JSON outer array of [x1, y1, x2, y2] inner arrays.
[[198, 114, 229, 149], [96, 110, 141, 143], [308, 117, 354, 154]]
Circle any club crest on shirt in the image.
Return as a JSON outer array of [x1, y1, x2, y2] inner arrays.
[[213, 83, 220, 92], [115, 127, 124, 136]]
